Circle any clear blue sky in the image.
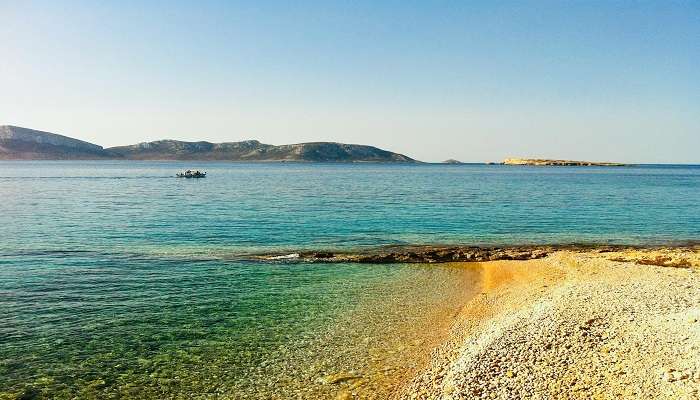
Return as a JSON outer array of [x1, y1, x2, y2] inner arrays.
[[1, 1, 698, 163]]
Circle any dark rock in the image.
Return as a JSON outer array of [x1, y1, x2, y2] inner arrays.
[[17, 386, 41, 400], [311, 252, 335, 259], [253, 244, 693, 265]]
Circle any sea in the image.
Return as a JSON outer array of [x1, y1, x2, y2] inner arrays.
[[1, 161, 698, 398]]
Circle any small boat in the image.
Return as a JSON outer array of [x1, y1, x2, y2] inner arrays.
[[176, 170, 206, 178]]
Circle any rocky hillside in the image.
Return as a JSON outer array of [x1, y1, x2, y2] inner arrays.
[[503, 158, 625, 166], [107, 140, 416, 162], [0, 125, 417, 162], [0, 125, 112, 160]]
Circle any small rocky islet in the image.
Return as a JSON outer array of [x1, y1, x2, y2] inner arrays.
[[500, 157, 627, 166]]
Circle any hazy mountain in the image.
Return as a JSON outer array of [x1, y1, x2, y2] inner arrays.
[[0, 125, 417, 162], [107, 140, 415, 162], [0, 125, 112, 160]]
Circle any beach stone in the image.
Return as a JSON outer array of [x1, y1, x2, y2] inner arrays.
[[335, 389, 353, 400], [313, 252, 335, 259], [16, 388, 39, 400], [350, 378, 367, 389], [672, 371, 688, 381], [322, 372, 363, 385]]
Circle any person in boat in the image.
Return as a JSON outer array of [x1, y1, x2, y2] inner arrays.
[[177, 169, 205, 178]]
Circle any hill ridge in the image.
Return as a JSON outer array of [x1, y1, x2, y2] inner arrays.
[[0, 125, 417, 162]]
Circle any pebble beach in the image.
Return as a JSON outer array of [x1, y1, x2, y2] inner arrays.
[[392, 248, 700, 399]]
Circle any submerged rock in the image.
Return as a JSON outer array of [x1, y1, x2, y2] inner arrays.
[[321, 372, 363, 385], [255, 244, 699, 265]]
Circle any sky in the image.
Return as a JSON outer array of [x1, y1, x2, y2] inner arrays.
[[1, 1, 698, 163]]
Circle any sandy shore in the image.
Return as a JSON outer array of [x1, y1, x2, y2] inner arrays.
[[393, 248, 700, 399]]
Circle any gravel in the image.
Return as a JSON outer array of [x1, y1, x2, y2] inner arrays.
[[396, 250, 700, 399]]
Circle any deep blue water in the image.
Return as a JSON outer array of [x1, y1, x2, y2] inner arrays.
[[0, 161, 698, 398]]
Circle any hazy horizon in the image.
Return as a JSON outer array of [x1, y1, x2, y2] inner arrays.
[[2, 2, 698, 163]]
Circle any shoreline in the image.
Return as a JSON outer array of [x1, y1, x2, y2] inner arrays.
[[390, 248, 700, 399], [253, 243, 700, 267]]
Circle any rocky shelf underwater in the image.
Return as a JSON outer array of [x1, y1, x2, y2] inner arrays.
[[251, 243, 700, 267]]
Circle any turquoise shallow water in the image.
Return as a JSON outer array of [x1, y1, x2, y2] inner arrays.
[[2, 162, 699, 253], [1, 161, 699, 398]]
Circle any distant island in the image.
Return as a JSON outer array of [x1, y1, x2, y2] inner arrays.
[[0, 125, 111, 160], [502, 158, 626, 166], [442, 159, 463, 164], [0, 125, 416, 162]]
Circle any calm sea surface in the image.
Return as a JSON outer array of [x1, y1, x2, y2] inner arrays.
[[1, 161, 698, 398]]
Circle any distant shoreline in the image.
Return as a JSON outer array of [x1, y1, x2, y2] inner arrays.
[[2, 159, 699, 166], [0, 125, 418, 163], [501, 158, 626, 166]]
